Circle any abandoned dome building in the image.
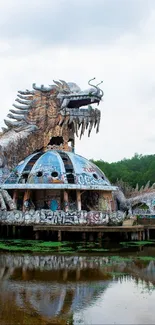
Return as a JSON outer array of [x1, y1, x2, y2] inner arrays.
[[0, 78, 125, 229], [1, 149, 117, 225], [1, 77, 155, 241]]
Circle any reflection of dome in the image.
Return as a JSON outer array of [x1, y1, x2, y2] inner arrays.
[[1, 281, 109, 319], [4, 150, 114, 190]]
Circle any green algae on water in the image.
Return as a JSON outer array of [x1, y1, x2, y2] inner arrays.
[[120, 241, 155, 246], [0, 239, 70, 252], [137, 256, 155, 261], [107, 271, 129, 277], [110, 256, 133, 262]]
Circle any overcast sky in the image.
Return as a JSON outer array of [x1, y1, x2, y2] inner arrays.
[[0, 0, 155, 162]]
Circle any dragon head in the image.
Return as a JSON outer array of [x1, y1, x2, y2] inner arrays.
[[2, 78, 103, 142]]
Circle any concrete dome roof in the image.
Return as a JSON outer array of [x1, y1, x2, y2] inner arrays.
[[3, 150, 116, 191]]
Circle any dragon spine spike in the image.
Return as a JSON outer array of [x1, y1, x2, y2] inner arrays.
[[144, 180, 150, 190], [4, 119, 25, 128], [14, 124, 37, 133], [9, 109, 28, 115], [32, 83, 53, 92], [12, 103, 31, 110], [15, 98, 33, 105], [135, 183, 139, 191], [7, 113, 25, 121], [18, 90, 34, 95], [17, 93, 33, 100]]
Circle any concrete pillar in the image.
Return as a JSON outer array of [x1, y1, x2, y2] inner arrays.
[[13, 190, 18, 205], [98, 232, 102, 247], [6, 225, 9, 238], [89, 233, 94, 242], [12, 226, 16, 238], [82, 232, 86, 241], [17, 227, 21, 239], [97, 232, 102, 241], [35, 231, 39, 240], [138, 231, 142, 241], [58, 230, 62, 241], [64, 191, 69, 212], [77, 190, 81, 211], [147, 228, 150, 240], [23, 190, 31, 212]]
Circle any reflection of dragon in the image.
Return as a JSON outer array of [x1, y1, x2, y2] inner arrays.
[[0, 78, 103, 180]]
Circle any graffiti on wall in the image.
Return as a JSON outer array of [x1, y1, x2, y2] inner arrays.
[[0, 209, 125, 226]]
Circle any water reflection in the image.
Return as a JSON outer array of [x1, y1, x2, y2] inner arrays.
[[0, 252, 155, 324]]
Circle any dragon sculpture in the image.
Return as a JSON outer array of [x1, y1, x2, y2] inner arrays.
[[0, 78, 103, 178], [0, 78, 103, 209]]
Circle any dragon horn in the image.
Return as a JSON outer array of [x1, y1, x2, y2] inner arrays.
[[53, 80, 63, 88], [59, 80, 70, 91], [96, 81, 103, 87]]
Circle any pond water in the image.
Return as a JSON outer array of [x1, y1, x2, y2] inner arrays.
[[0, 241, 155, 324]]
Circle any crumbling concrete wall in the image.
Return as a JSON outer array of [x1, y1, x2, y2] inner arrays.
[[0, 209, 125, 226]]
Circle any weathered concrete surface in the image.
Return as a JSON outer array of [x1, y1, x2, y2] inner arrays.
[[0, 209, 125, 226]]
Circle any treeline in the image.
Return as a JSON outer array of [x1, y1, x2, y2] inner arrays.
[[92, 153, 155, 188]]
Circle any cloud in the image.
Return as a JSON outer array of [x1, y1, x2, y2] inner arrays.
[[0, 0, 155, 163], [0, 0, 154, 46]]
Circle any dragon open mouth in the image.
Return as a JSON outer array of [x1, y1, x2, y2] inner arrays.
[[66, 96, 100, 109], [59, 79, 103, 138]]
